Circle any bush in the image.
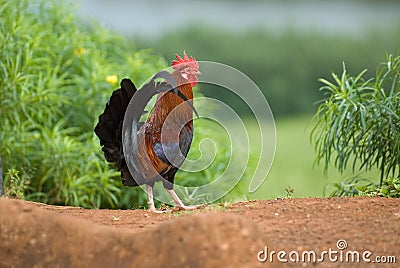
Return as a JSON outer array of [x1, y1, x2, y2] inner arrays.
[[311, 51, 400, 197], [0, 0, 166, 208], [0, 0, 249, 208]]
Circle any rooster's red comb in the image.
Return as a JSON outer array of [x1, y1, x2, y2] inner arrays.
[[171, 51, 198, 70]]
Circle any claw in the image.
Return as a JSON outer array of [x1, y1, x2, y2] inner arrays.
[[172, 204, 204, 213], [148, 207, 169, 214], [177, 205, 198, 210]]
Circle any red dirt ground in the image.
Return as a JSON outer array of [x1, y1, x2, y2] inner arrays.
[[0, 197, 399, 267]]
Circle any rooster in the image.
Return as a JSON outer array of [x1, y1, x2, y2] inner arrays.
[[94, 52, 200, 212]]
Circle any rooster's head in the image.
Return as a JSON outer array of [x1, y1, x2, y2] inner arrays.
[[172, 51, 200, 87]]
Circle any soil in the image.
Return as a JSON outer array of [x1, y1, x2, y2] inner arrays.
[[0, 197, 399, 267]]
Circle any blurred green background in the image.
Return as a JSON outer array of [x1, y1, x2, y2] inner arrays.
[[0, 0, 398, 207], [78, 0, 400, 116], [74, 0, 400, 198]]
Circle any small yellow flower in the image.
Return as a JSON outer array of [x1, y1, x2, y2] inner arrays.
[[33, 133, 41, 139], [105, 75, 118, 86], [74, 47, 86, 56], [64, 16, 72, 25]]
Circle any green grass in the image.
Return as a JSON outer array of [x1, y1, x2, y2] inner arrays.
[[249, 116, 380, 200], [176, 115, 381, 203]]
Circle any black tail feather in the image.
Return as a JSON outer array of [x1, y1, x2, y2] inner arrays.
[[94, 78, 137, 181]]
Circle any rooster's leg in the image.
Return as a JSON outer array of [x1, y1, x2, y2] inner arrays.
[[166, 189, 197, 210], [146, 184, 167, 213]]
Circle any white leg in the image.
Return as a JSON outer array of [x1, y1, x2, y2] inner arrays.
[[146, 185, 167, 213], [166, 189, 198, 210]]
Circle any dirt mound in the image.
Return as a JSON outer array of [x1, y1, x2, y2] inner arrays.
[[1, 197, 399, 267], [0, 198, 273, 268]]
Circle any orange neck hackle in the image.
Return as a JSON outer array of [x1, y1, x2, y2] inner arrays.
[[147, 51, 199, 128]]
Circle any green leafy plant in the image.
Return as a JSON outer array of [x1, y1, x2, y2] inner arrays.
[[285, 186, 294, 198], [0, 0, 166, 208], [3, 169, 31, 199], [311, 51, 400, 195], [325, 176, 400, 198]]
